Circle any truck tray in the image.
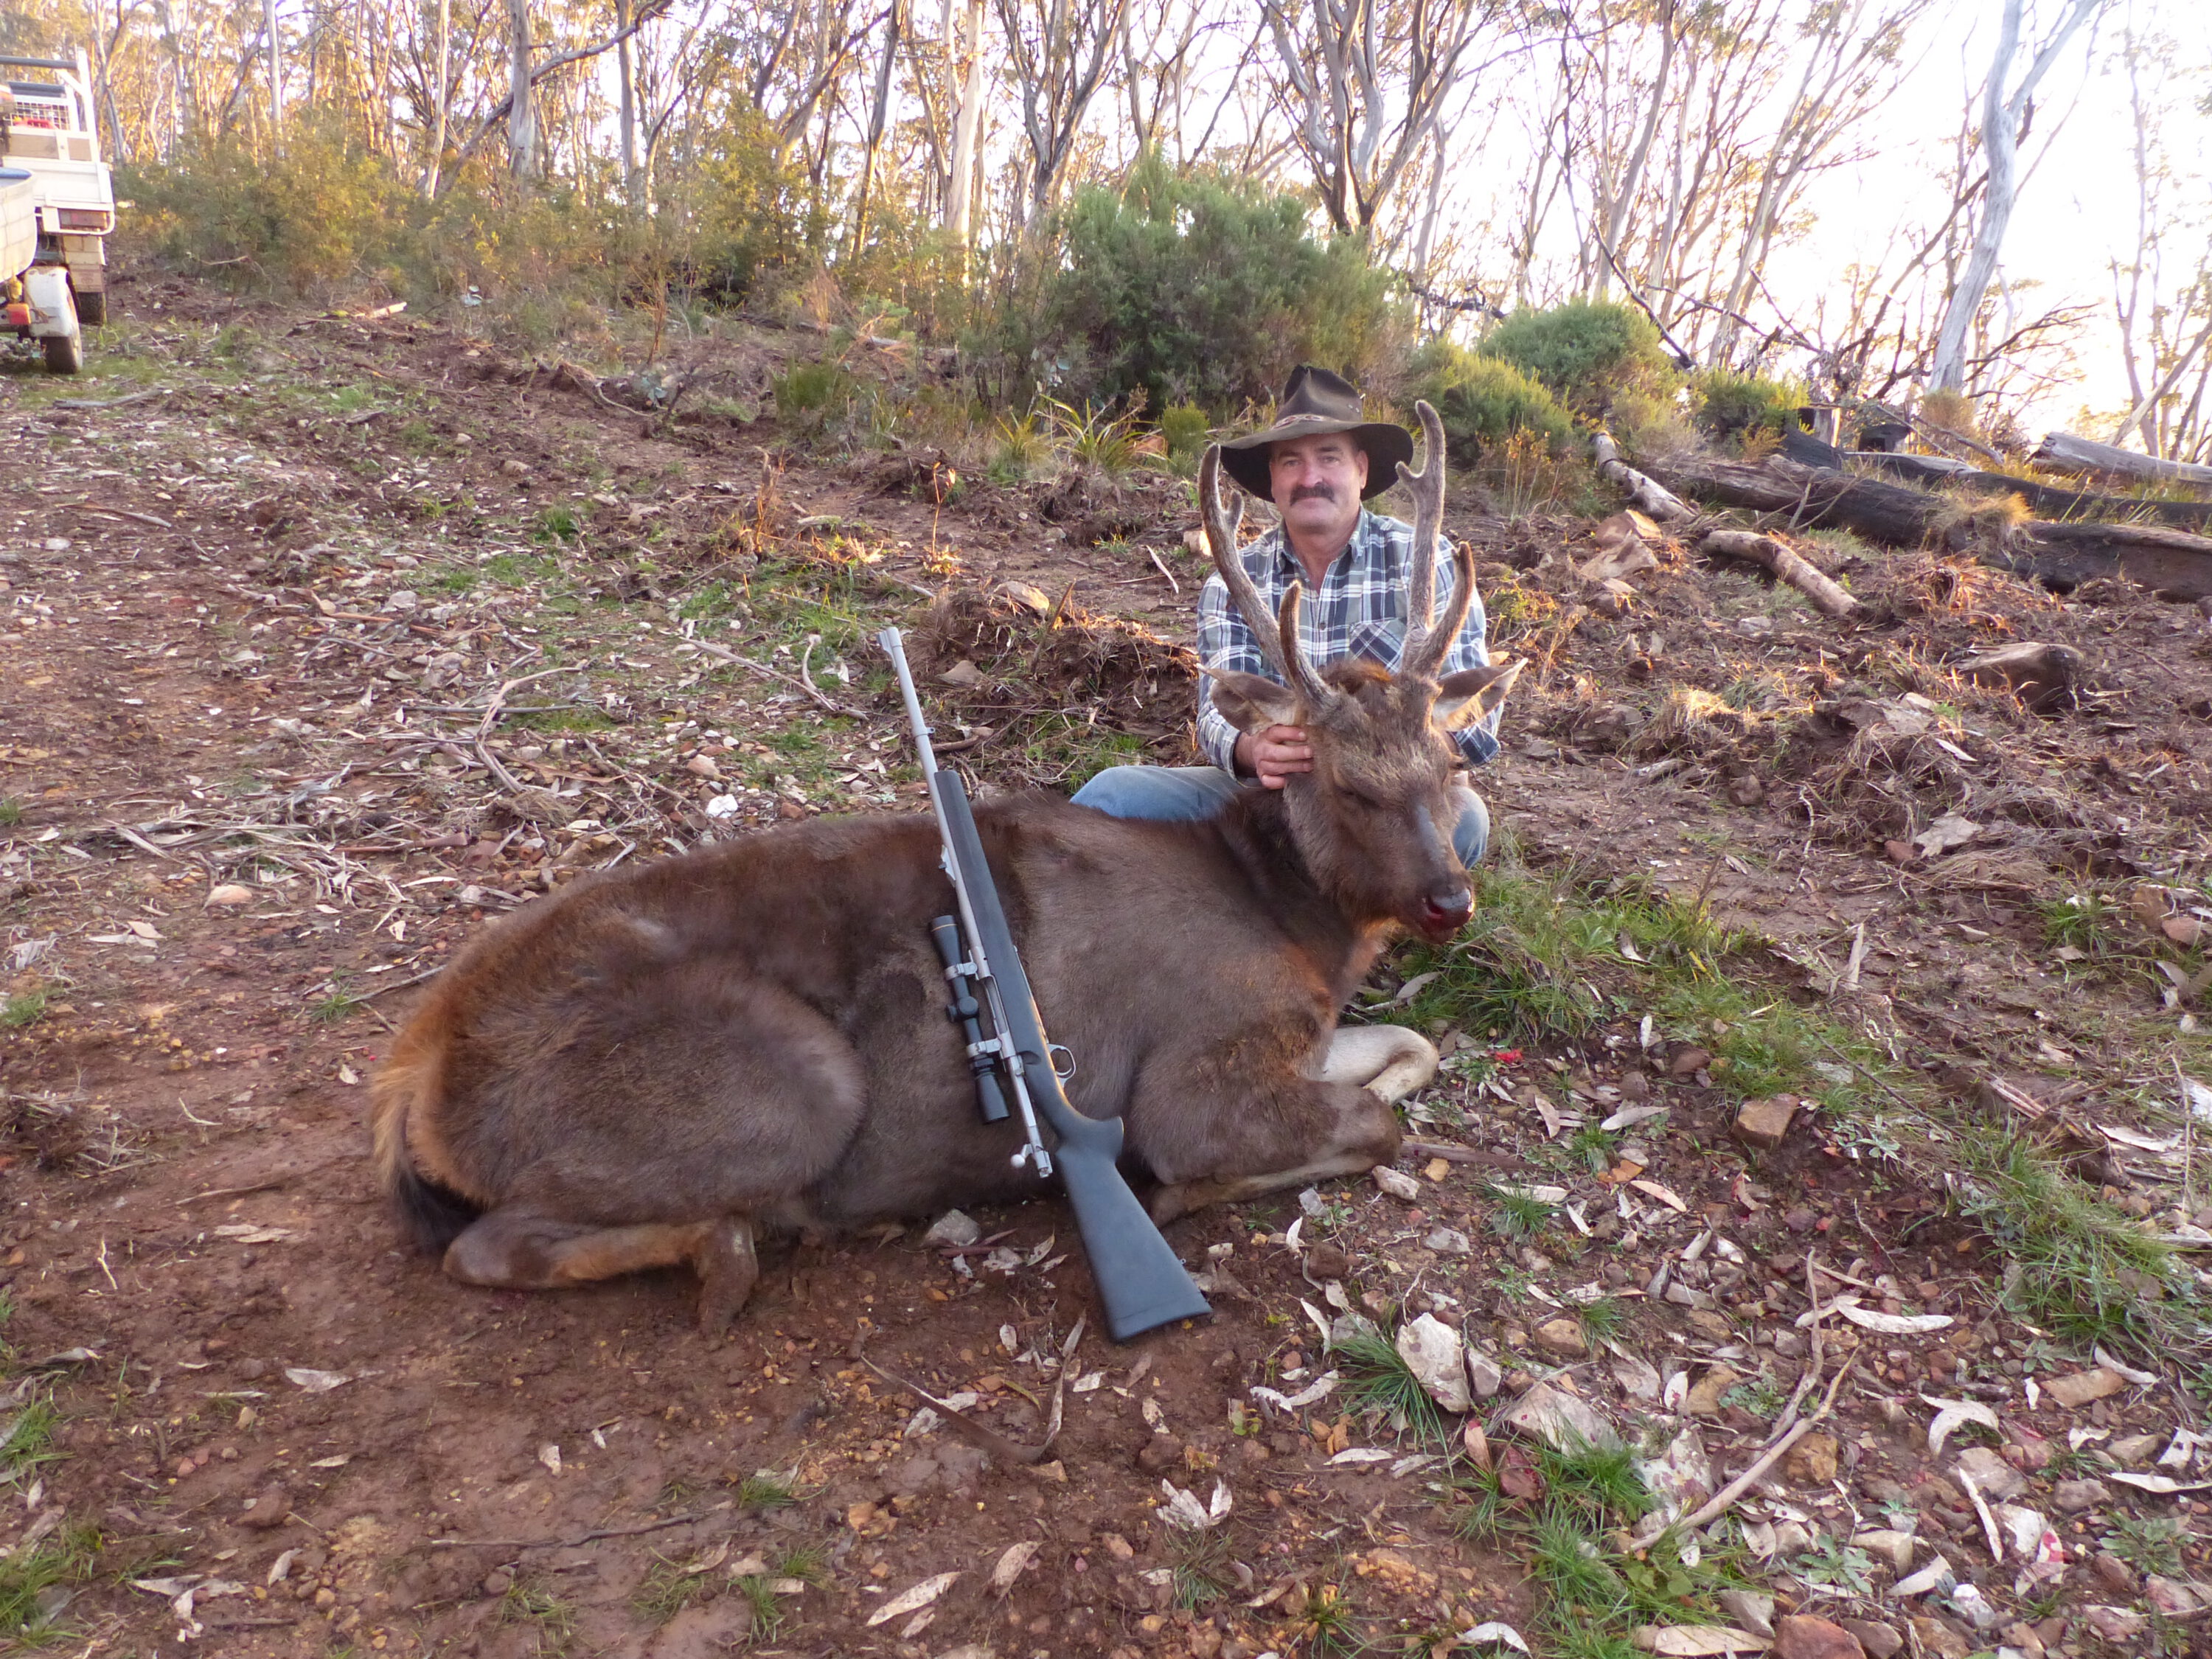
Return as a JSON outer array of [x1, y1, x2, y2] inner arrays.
[[0, 167, 34, 282]]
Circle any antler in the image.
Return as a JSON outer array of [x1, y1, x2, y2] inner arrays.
[[1199, 445, 1338, 714], [1397, 400, 1470, 679]]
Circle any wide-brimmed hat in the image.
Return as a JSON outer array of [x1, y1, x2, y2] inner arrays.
[[1218, 364, 1414, 501]]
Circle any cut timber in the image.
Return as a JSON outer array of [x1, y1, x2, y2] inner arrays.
[[1855, 450, 2212, 532], [2034, 431, 2212, 489], [1698, 529, 1866, 622], [1955, 641, 2081, 713], [1645, 451, 2212, 602], [1593, 433, 1694, 523]]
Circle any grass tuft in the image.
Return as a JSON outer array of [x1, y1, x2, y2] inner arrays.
[[1958, 1132, 2195, 1360], [1332, 1327, 1445, 1443]]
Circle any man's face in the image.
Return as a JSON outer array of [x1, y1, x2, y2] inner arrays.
[[1268, 433, 1368, 545]]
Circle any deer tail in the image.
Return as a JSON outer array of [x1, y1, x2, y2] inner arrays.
[[369, 1015, 481, 1254]]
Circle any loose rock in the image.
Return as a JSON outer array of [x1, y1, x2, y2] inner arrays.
[[1953, 1444, 2025, 1501], [1773, 1615, 1865, 1659], [2049, 1477, 2110, 1514], [1373, 1166, 1420, 1200], [1904, 1616, 1969, 1659], [2089, 1551, 2136, 1593], [1837, 1620, 1902, 1659], [1669, 1046, 1712, 1078], [1731, 1095, 1799, 1151], [1784, 1432, 1839, 1486], [923, 1210, 981, 1248], [237, 1488, 291, 1529], [1134, 1434, 1183, 1475], [1533, 1318, 1588, 1357]]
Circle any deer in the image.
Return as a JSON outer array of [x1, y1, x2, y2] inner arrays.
[[370, 405, 1522, 1335]]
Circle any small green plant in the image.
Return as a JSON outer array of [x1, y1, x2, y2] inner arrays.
[[1287, 1582, 1365, 1658], [1041, 395, 1161, 481], [735, 1469, 799, 1509], [307, 992, 362, 1023], [1333, 1327, 1444, 1442], [1159, 402, 1211, 465], [1486, 1183, 1557, 1241], [632, 1553, 709, 1623], [1164, 1525, 1234, 1609], [1719, 1374, 1786, 1419], [1, 990, 48, 1029], [987, 408, 1053, 483], [0, 1397, 61, 1483], [1797, 1534, 1875, 1598], [2107, 1514, 2188, 1578], [1567, 1122, 1619, 1174], [1958, 1133, 2187, 1357], [497, 1581, 577, 1651], [532, 504, 582, 545], [0, 1520, 100, 1638], [0, 799, 21, 827], [1576, 1295, 1627, 1345]]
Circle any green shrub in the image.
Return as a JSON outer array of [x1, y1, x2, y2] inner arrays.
[[1006, 152, 1409, 414], [1160, 403, 1211, 465], [1407, 339, 1576, 461], [1480, 298, 1677, 414], [119, 102, 817, 321], [1693, 369, 1806, 441]]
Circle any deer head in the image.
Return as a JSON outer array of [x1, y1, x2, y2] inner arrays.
[[1200, 402, 1522, 941]]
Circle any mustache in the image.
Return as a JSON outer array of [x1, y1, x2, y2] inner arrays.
[[1290, 484, 1338, 504]]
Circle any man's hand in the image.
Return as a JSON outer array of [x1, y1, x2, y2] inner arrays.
[[1235, 724, 1312, 789]]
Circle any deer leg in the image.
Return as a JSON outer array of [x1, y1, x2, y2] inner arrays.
[[1150, 1145, 1391, 1226], [445, 1211, 745, 1300], [692, 1215, 760, 1336], [1315, 1025, 1438, 1103]]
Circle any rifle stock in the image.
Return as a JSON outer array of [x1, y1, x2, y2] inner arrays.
[[932, 783, 1211, 1341]]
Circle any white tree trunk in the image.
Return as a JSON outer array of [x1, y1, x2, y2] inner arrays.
[[263, 0, 282, 146], [423, 0, 450, 195], [1928, 0, 2107, 393], [617, 0, 641, 208], [507, 0, 539, 183], [945, 0, 986, 246]]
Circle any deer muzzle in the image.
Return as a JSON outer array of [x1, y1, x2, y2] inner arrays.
[[1416, 886, 1473, 941]]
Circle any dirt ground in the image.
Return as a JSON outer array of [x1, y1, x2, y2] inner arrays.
[[4, 272, 2212, 1659]]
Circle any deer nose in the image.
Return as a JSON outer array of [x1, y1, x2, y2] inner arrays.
[[1419, 888, 1472, 937]]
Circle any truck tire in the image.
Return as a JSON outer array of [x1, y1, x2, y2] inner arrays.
[[76, 289, 105, 326], [43, 330, 83, 375]]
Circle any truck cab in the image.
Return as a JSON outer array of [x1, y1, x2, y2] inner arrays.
[[1, 49, 116, 372]]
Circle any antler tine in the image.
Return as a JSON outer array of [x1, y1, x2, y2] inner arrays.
[[1412, 538, 1480, 682], [1275, 582, 1336, 712], [1394, 399, 1450, 672], [1197, 446, 1339, 716]]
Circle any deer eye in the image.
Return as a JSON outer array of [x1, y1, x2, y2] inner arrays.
[[1343, 786, 1383, 811]]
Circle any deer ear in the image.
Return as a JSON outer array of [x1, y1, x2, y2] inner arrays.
[[1433, 658, 1525, 730], [1211, 671, 1301, 734]]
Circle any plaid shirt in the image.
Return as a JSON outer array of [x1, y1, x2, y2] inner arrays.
[[1196, 509, 1499, 773]]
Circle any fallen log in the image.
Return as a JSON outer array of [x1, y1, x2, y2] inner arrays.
[[1644, 451, 2212, 602], [1955, 641, 2081, 713], [2032, 431, 2212, 489], [1592, 432, 1694, 523], [1855, 450, 2212, 532], [1698, 529, 1865, 622]]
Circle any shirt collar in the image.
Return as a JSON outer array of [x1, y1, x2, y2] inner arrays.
[[1267, 511, 1376, 582]]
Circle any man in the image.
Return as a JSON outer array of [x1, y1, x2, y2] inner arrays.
[[1074, 364, 1498, 865]]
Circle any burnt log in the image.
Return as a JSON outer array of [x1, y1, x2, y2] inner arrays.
[[2033, 431, 2212, 489], [1853, 450, 2212, 532], [1644, 451, 2212, 602]]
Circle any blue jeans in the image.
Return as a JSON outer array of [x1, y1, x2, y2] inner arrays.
[[1073, 765, 1491, 867]]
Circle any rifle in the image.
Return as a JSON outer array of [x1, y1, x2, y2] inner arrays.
[[880, 627, 1211, 1342]]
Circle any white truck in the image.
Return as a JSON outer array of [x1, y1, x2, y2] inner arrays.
[[1, 49, 118, 374]]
